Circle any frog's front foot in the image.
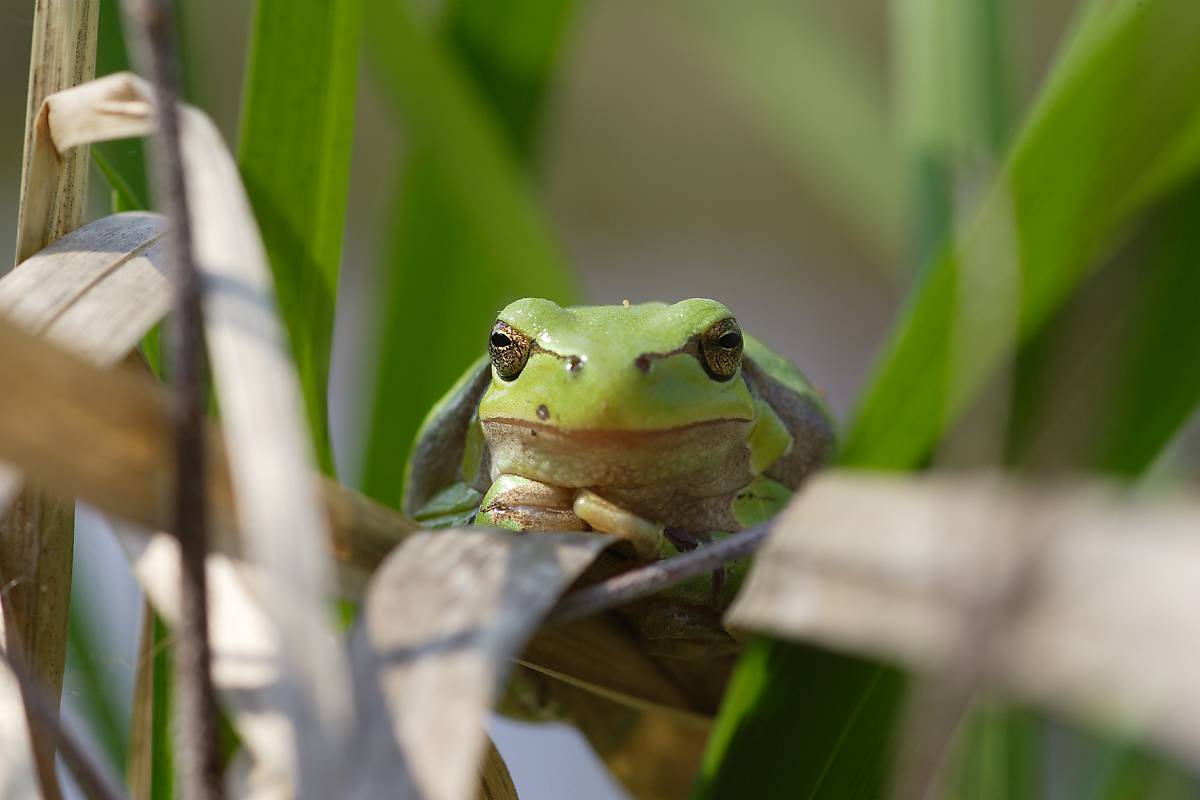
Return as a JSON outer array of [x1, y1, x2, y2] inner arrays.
[[477, 475, 672, 559], [572, 489, 668, 559], [477, 474, 590, 532]]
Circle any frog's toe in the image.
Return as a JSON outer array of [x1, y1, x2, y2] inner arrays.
[[572, 489, 664, 559]]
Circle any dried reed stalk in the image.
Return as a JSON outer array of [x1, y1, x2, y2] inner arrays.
[[17, 66, 356, 794], [125, 0, 224, 794], [15, 0, 98, 264], [5, 1, 99, 795]]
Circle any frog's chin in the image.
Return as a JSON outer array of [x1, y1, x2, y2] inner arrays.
[[481, 416, 756, 500]]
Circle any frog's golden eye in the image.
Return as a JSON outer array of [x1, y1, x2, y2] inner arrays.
[[489, 320, 532, 381], [700, 318, 743, 381]]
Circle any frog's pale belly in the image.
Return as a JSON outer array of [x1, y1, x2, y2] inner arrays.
[[481, 416, 757, 531]]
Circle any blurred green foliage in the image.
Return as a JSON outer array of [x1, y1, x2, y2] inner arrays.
[[673, 0, 907, 264], [358, 0, 577, 507], [1088, 182, 1200, 475], [843, 0, 1200, 469]]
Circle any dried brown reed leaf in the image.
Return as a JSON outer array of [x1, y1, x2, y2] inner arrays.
[[504, 664, 709, 799], [19, 71, 354, 795], [117, 527, 325, 798], [520, 615, 703, 717], [0, 308, 228, 540], [727, 472, 1200, 768], [3, 212, 168, 364], [0, 300, 404, 577], [346, 529, 607, 800]]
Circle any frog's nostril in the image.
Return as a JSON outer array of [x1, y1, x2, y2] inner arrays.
[[566, 355, 583, 372], [634, 355, 651, 373], [537, 404, 550, 421]]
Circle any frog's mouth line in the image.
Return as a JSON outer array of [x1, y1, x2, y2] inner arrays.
[[482, 416, 750, 445]]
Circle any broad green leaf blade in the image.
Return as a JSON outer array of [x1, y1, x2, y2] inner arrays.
[[948, 702, 1041, 800], [66, 595, 129, 775], [359, 0, 577, 507], [237, 0, 364, 475], [892, 0, 1015, 265], [696, 642, 903, 800], [1089, 182, 1200, 475], [93, 150, 145, 213], [443, 0, 576, 157], [1007, 179, 1200, 477], [843, 0, 1200, 469], [703, 1, 1200, 796], [1084, 745, 1200, 800]]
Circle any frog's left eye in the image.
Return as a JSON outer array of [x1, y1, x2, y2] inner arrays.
[[489, 320, 532, 381], [700, 318, 743, 381]]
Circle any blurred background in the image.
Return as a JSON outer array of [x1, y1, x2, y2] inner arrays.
[[4, 0, 1090, 429], [5, 0, 1200, 797]]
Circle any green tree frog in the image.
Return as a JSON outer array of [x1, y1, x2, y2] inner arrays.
[[404, 298, 835, 653]]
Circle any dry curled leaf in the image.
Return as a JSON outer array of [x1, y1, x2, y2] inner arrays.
[[15, 72, 353, 795], [347, 528, 608, 800], [728, 472, 1200, 768]]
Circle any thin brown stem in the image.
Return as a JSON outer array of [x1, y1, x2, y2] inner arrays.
[[0, 645, 126, 800], [125, 0, 222, 797], [547, 523, 770, 624]]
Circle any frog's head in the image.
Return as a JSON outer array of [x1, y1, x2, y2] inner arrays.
[[477, 298, 766, 493], [479, 297, 756, 431]]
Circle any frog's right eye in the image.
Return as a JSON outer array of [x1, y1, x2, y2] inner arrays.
[[489, 320, 532, 381]]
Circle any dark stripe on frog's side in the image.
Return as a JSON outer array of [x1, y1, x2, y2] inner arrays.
[[740, 355, 836, 488], [403, 356, 491, 517]]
